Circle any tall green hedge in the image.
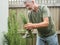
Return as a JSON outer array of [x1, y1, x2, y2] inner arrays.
[[4, 10, 20, 45]]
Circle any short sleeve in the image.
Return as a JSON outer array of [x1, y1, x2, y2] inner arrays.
[[42, 6, 50, 18]]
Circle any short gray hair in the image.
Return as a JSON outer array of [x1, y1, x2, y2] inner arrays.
[[24, 0, 34, 3]]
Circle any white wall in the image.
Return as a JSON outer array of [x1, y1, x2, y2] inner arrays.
[[0, 0, 8, 45]]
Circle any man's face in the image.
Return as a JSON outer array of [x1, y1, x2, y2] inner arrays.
[[25, 2, 34, 10]]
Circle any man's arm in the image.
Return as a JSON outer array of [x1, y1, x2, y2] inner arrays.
[[33, 17, 49, 28], [33, 6, 50, 28], [24, 17, 49, 29]]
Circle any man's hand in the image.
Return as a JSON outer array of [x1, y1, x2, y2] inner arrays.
[[24, 23, 34, 30]]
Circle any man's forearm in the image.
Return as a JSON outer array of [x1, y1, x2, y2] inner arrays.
[[33, 21, 49, 29]]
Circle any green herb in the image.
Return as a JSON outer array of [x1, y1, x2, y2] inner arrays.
[[20, 13, 33, 38]]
